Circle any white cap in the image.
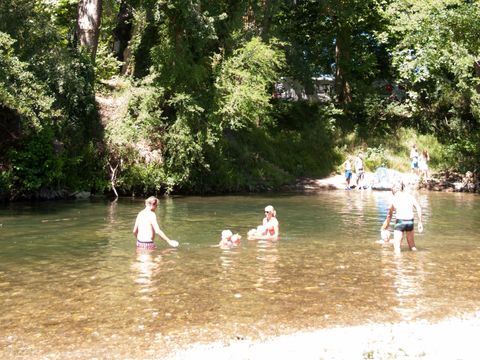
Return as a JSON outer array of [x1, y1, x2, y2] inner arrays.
[[221, 230, 233, 239], [264, 205, 274, 212]]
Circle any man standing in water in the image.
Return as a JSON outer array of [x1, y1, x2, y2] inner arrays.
[[381, 181, 423, 253], [133, 196, 179, 249]]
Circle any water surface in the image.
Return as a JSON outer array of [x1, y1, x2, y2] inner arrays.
[[1, 191, 479, 358]]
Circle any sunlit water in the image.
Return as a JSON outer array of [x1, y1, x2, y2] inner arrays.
[[1, 190, 479, 359]]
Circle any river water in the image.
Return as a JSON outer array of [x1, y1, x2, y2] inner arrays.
[[1, 190, 479, 359]]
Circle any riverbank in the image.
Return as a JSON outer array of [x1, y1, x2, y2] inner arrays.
[[166, 313, 480, 360], [1, 169, 477, 203], [288, 169, 479, 193]]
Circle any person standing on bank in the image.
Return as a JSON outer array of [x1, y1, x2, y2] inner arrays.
[[133, 196, 179, 249], [381, 181, 423, 253], [343, 156, 353, 190], [410, 144, 419, 174], [354, 152, 365, 190], [418, 149, 430, 180]]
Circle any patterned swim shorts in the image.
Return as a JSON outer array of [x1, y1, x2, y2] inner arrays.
[[136, 240, 156, 250]]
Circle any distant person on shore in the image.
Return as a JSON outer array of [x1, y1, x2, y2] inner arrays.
[[354, 152, 365, 190], [381, 181, 423, 253], [219, 229, 242, 248], [248, 205, 279, 240], [410, 144, 419, 174], [133, 196, 179, 249], [343, 157, 353, 190], [418, 149, 430, 180]]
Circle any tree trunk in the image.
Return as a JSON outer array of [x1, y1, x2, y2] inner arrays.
[[260, 0, 272, 40], [475, 59, 480, 93], [113, 0, 133, 67], [77, 0, 102, 60], [335, 26, 352, 106]]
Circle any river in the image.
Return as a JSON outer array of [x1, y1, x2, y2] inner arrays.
[[1, 190, 479, 359]]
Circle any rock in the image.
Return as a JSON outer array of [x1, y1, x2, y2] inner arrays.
[[71, 191, 91, 199], [370, 167, 404, 190]]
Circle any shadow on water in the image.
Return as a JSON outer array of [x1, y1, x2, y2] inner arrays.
[[0, 191, 479, 358]]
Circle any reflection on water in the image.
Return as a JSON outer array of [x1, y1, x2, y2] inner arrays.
[[0, 192, 480, 358], [380, 250, 427, 321], [254, 240, 281, 291]]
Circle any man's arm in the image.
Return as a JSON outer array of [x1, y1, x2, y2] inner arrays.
[[413, 197, 424, 233], [133, 215, 139, 238], [382, 205, 394, 230], [151, 214, 178, 247]]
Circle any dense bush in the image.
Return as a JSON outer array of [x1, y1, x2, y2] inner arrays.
[[2, 0, 479, 200], [0, 3, 105, 199]]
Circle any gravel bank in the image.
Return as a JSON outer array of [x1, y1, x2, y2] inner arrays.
[[166, 313, 480, 360]]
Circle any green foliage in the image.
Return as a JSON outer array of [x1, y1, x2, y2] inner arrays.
[[95, 42, 124, 83], [197, 100, 341, 193], [6, 128, 65, 195], [214, 37, 285, 130], [0, 32, 58, 127], [382, 0, 480, 170], [49, 0, 78, 46], [117, 163, 168, 195], [363, 146, 388, 171], [0, 2, 103, 199], [149, 0, 218, 91], [272, 101, 341, 176], [2, 0, 479, 199], [105, 79, 210, 194]]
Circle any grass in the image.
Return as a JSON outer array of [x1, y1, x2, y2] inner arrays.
[[335, 127, 449, 175]]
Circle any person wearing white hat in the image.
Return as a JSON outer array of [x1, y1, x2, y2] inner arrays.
[[218, 229, 242, 248], [247, 205, 279, 240]]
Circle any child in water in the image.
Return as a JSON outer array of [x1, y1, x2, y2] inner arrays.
[[376, 229, 392, 245], [219, 229, 242, 248]]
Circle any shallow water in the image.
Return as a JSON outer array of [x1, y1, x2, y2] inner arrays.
[[0, 190, 479, 358]]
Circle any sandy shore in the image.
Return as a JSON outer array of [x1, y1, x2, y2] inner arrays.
[[291, 173, 377, 191], [165, 313, 480, 360]]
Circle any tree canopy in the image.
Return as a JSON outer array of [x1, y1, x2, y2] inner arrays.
[[1, 0, 479, 199]]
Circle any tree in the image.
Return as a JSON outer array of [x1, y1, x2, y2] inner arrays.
[[113, 0, 133, 66], [383, 0, 480, 170], [214, 37, 285, 130], [77, 0, 102, 59], [275, 0, 388, 107]]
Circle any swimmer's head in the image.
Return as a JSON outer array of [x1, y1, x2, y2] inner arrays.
[[391, 181, 404, 194], [145, 196, 158, 207], [264, 205, 276, 216], [221, 229, 233, 240], [231, 234, 242, 244]]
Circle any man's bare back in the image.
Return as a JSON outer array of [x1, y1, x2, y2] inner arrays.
[[382, 182, 423, 253], [134, 209, 157, 242], [133, 196, 179, 248], [392, 192, 418, 220]]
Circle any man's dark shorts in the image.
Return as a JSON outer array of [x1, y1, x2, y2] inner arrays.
[[395, 219, 414, 232]]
